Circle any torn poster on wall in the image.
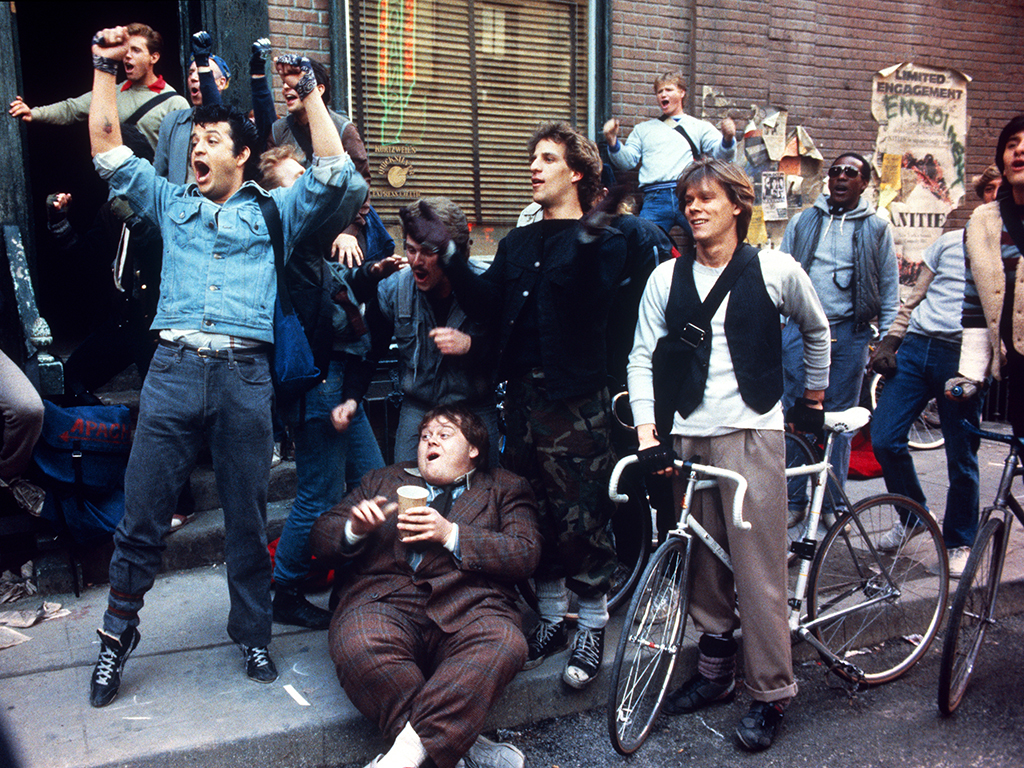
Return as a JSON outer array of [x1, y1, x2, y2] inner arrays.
[[871, 62, 971, 277]]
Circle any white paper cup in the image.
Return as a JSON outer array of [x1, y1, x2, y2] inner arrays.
[[396, 485, 429, 514]]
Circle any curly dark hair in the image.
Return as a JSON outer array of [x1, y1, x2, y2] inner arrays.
[[527, 121, 603, 212]]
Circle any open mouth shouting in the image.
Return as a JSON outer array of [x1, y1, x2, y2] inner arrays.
[[283, 85, 301, 112], [192, 158, 212, 187]]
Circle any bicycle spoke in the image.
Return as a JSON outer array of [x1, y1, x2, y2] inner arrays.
[[807, 495, 947, 684]]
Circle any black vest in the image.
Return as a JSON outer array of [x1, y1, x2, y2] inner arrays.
[[653, 248, 783, 436]]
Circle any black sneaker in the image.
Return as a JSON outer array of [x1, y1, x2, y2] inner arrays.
[[273, 588, 332, 630], [89, 627, 140, 708], [239, 643, 278, 683], [562, 626, 604, 689], [663, 672, 736, 715], [736, 700, 785, 752], [523, 619, 568, 670]]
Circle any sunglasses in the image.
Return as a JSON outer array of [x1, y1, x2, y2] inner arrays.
[[828, 165, 862, 180]]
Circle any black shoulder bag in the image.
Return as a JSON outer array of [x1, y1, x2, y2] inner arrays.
[[660, 115, 702, 161], [120, 91, 176, 162]]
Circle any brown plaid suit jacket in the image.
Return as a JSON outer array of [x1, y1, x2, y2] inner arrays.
[[310, 462, 541, 632]]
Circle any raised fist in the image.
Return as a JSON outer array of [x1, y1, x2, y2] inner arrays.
[[250, 38, 272, 76], [191, 31, 213, 67], [275, 53, 316, 99]]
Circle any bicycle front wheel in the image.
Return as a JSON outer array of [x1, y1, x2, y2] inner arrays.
[[607, 536, 690, 755], [807, 494, 948, 684], [938, 516, 1005, 715]]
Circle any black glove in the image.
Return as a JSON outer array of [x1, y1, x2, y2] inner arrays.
[[191, 31, 212, 68], [579, 184, 629, 243], [869, 334, 901, 377], [250, 38, 271, 76], [635, 443, 678, 475], [786, 397, 824, 436], [398, 201, 455, 263], [45, 194, 69, 227], [91, 31, 119, 75], [275, 53, 317, 99]]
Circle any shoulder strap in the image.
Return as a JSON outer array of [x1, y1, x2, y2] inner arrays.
[[661, 115, 701, 160], [256, 195, 293, 314], [123, 91, 175, 126], [687, 243, 760, 329]]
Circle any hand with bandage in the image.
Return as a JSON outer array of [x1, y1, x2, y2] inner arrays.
[[398, 201, 456, 265], [91, 27, 129, 75]]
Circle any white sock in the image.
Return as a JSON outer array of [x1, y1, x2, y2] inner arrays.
[[377, 722, 429, 768], [577, 593, 609, 631], [535, 578, 569, 623]]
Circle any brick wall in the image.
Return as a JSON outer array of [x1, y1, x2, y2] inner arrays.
[[609, 0, 1024, 222], [267, 0, 332, 114]]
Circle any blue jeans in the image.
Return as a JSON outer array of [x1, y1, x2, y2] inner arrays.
[[783, 319, 872, 496], [639, 185, 691, 238], [275, 358, 384, 589], [106, 344, 274, 646], [870, 333, 980, 548]]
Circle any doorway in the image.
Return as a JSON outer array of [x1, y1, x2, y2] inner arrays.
[[11, 1, 183, 345]]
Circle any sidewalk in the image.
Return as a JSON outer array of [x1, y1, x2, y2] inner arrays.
[[1, 426, 1023, 768]]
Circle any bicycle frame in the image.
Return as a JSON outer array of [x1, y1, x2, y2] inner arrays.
[[609, 407, 897, 681]]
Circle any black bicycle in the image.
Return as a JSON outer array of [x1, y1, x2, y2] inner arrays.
[[937, 422, 1024, 715]]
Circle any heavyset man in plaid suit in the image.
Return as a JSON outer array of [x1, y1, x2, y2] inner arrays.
[[310, 405, 541, 768]]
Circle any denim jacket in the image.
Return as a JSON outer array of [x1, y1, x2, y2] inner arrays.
[[97, 147, 367, 342]]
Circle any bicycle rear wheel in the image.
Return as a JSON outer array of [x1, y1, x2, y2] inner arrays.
[[785, 431, 816, 530], [938, 516, 1005, 715], [607, 536, 690, 755], [785, 432, 844, 564], [807, 493, 948, 684]]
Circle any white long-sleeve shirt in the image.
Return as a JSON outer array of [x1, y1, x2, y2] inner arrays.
[[628, 248, 830, 437]]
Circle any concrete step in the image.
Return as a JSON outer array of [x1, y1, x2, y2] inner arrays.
[[0, 567, 617, 768]]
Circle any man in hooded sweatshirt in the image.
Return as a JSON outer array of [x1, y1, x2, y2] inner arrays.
[[779, 152, 898, 493]]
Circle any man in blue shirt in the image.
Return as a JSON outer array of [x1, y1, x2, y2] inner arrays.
[[603, 72, 736, 237], [84, 26, 367, 707]]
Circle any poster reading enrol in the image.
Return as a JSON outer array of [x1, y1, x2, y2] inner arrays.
[[871, 62, 970, 282]]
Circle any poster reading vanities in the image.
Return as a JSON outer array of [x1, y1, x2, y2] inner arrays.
[[871, 62, 970, 276]]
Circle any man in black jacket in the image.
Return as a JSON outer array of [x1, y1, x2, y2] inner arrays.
[[405, 121, 627, 690]]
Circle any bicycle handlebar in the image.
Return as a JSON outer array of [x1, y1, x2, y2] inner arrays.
[[608, 454, 751, 531]]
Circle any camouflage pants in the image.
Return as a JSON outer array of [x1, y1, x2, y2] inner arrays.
[[502, 375, 617, 597]]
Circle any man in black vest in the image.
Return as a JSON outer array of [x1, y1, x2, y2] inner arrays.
[[626, 158, 829, 752]]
